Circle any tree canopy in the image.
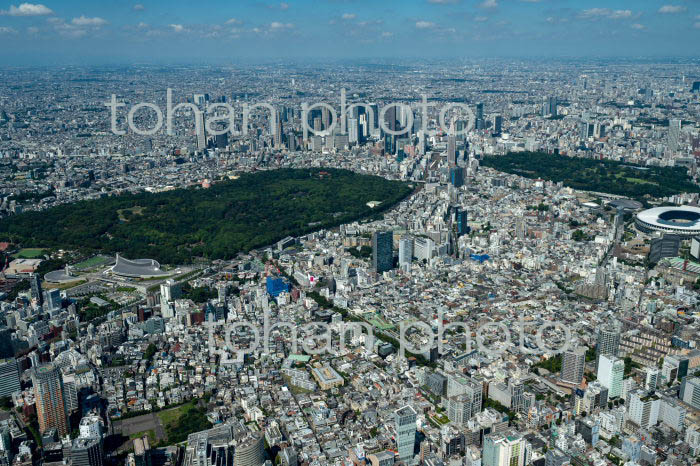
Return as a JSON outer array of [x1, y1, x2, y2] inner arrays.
[[0, 168, 412, 264], [482, 151, 700, 199]]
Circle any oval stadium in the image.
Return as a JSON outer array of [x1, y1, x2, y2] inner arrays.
[[635, 206, 700, 236]]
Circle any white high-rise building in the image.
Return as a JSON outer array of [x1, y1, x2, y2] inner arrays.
[[79, 415, 104, 439], [414, 237, 434, 263], [160, 279, 181, 303], [659, 397, 686, 432], [645, 367, 660, 391], [628, 390, 660, 429], [482, 432, 530, 466], [598, 354, 624, 398]]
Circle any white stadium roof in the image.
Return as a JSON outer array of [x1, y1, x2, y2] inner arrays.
[[635, 206, 700, 236]]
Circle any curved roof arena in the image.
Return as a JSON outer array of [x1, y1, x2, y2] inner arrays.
[[635, 206, 700, 236], [109, 254, 169, 278]]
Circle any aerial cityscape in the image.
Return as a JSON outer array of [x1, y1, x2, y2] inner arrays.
[[1, 1, 700, 466]]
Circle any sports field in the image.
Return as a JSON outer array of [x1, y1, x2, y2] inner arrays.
[[14, 248, 45, 259]]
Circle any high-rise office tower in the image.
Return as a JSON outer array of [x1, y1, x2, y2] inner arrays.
[[399, 237, 413, 267], [195, 112, 206, 150], [274, 111, 283, 148], [483, 432, 529, 466], [494, 115, 503, 135], [46, 288, 62, 312], [680, 377, 700, 410], [668, 119, 681, 153], [447, 120, 456, 166], [447, 134, 456, 166], [215, 132, 228, 149], [560, 347, 586, 385], [30, 273, 43, 306], [597, 354, 624, 398], [596, 325, 620, 358], [32, 363, 69, 437], [348, 117, 359, 144], [542, 96, 557, 116], [372, 231, 393, 274], [71, 437, 103, 466], [449, 166, 464, 188], [0, 358, 21, 397], [455, 207, 468, 237], [446, 376, 482, 425], [475, 103, 484, 120], [579, 120, 593, 141], [322, 107, 330, 131], [394, 405, 417, 463]]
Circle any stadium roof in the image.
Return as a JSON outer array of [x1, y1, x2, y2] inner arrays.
[[110, 254, 169, 278], [636, 206, 700, 236]]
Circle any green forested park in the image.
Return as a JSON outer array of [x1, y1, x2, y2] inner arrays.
[[481, 151, 700, 199], [0, 168, 413, 264]]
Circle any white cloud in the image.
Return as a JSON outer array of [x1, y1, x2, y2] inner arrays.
[[415, 20, 436, 29], [0, 26, 17, 33], [26, 26, 38, 33], [474, 16, 489, 22], [0, 3, 53, 16], [428, 0, 459, 4], [609, 10, 632, 19], [630, 23, 646, 30], [269, 21, 293, 30], [279, 2, 289, 10], [478, 0, 498, 9], [71, 16, 107, 26], [580, 8, 635, 20], [658, 5, 686, 14], [169, 24, 185, 32], [381, 31, 393, 37], [342, 13, 356, 20], [694, 22, 700, 29], [133, 4, 145, 11], [136, 22, 148, 29], [226, 18, 243, 25]]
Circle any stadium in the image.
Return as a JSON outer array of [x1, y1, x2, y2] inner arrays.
[[635, 206, 700, 236], [108, 254, 170, 278]]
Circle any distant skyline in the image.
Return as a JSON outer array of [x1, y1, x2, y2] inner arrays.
[[0, 0, 699, 65]]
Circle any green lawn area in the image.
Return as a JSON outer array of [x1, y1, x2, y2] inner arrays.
[[14, 248, 45, 258], [624, 177, 656, 185], [369, 316, 395, 331], [73, 255, 111, 270], [156, 400, 212, 444], [156, 406, 184, 428]]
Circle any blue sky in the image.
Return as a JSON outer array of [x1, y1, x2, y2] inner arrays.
[[0, 0, 698, 64]]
